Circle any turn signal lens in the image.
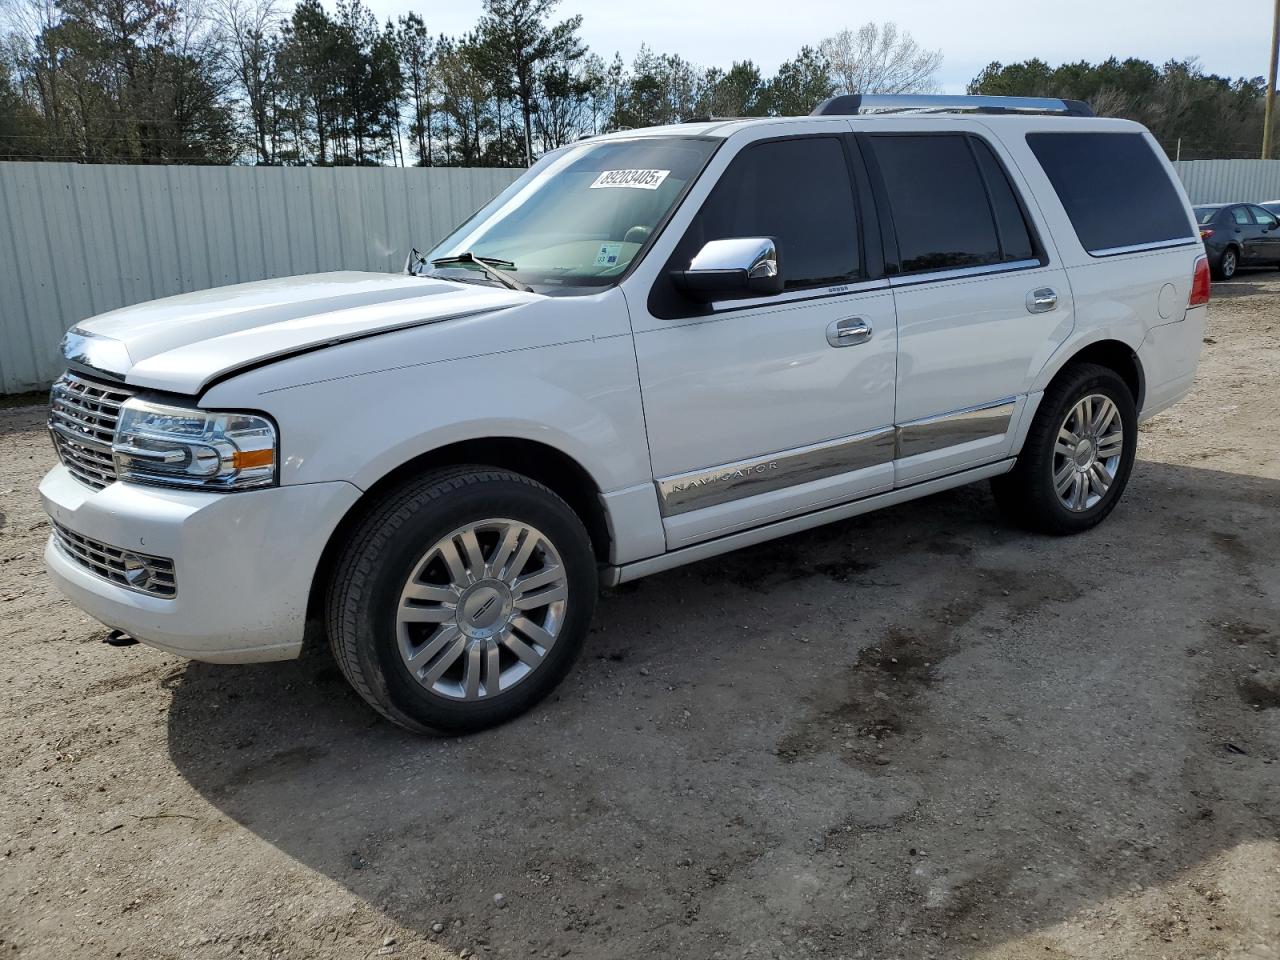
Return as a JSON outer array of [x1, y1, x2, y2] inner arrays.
[[232, 448, 276, 470], [1189, 255, 1211, 307], [1199, 228, 1214, 240]]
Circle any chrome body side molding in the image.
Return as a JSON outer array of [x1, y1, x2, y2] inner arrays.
[[608, 459, 1017, 586], [895, 397, 1018, 459], [656, 426, 895, 516], [653, 397, 1018, 517], [1087, 238, 1200, 258]]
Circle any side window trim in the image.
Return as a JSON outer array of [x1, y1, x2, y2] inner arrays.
[[965, 134, 1046, 265], [858, 130, 1048, 282]]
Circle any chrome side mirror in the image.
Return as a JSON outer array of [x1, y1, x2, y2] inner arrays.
[[672, 237, 783, 302]]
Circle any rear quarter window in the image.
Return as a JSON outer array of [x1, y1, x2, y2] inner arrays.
[[1026, 132, 1194, 255]]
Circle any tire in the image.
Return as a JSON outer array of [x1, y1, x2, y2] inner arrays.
[[991, 363, 1138, 535], [1211, 246, 1238, 280], [326, 466, 597, 733]]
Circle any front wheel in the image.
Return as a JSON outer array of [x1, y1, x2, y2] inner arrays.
[[326, 467, 597, 733], [992, 363, 1138, 535]]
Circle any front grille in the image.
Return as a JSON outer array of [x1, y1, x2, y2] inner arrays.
[[51, 521, 176, 598], [49, 372, 132, 489]]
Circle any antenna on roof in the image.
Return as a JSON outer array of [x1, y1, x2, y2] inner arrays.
[[811, 94, 1094, 118]]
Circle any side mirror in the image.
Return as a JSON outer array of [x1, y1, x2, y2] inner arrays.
[[672, 237, 783, 302]]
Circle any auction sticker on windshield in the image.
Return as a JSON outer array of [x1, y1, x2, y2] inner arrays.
[[590, 169, 670, 190]]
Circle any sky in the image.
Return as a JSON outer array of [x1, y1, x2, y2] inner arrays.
[[357, 0, 1266, 93]]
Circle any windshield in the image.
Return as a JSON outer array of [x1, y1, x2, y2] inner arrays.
[[1194, 207, 1219, 225], [423, 137, 718, 293]]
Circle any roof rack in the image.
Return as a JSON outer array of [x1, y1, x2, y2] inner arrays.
[[811, 94, 1094, 118]]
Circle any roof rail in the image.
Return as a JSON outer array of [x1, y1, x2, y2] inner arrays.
[[811, 94, 1094, 118]]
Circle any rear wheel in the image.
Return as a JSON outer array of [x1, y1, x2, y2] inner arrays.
[[992, 363, 1137, 535], [1212, 246, 1238, 280], [326, 467, 597, 733]]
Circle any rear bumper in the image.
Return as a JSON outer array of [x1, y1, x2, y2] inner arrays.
[[41, 465, 360, 663]]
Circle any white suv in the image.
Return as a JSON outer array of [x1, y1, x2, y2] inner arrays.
[[40, 95, 1209, 732]]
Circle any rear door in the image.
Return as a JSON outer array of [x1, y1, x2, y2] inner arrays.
[[860, 130, 1073, 485]]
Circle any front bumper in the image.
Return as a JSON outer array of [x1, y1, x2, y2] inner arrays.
[[40, 465, 361, 663]]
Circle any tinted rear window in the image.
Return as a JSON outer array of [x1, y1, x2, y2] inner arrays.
[[871, 134, 1033, 273], [1027, 132, 1193, 255], [1194, 207, 1219, 225]]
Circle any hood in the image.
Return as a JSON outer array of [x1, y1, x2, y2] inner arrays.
[[66, 271, 534, 395]]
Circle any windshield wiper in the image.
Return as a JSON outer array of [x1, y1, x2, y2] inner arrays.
[[429, 252, 532, 292]]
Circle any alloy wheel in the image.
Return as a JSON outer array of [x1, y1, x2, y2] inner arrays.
[[1221, 249, 1237, 278], [1053, 394, 1124, 513], [395, 519, 568, 700]]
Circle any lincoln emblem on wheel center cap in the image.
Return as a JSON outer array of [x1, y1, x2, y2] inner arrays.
[[1073, 437, 1095, 468], [457, 580, 514, 638]]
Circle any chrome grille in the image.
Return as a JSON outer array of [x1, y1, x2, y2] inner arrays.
[[49, 372, 132, 490], [51, 521, 176, 598]]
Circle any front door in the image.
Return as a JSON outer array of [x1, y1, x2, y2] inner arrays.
[[627, 131, 898, 549], [1231, 205, 1266, 265], [1247, 205, 1280, 264]]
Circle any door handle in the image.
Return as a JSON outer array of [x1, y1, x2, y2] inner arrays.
[[826, 317, 872, 347], [1026, 287, 1057, 314]]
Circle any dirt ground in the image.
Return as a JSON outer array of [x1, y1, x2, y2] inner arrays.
[[2, 273, 1278, 960]]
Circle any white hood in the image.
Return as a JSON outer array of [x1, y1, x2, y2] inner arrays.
[[66, 271, 534, 394]]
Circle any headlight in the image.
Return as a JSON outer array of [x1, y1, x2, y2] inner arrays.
[[112, 398, 277, 490]]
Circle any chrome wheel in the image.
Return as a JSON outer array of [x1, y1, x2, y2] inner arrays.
[[1053, 393, 1124, 513], [396, 519, 568, 701]]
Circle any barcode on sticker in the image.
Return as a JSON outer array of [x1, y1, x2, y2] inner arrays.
[[590, 169, 670, 190]]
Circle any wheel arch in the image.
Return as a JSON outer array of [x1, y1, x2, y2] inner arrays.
[[305, 436, 613, 631], [1034, 336, 1146, 412]]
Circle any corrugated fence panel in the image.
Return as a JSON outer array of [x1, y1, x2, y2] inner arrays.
[[1171, 159, 1280, 205], [0, 162, 522, 393]]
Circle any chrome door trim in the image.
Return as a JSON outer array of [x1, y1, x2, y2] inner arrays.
[[655, 426, 896, 517], [705, 277, 890, 313], [896, 397, 1018, 458], [888, 259, 1042, 288]]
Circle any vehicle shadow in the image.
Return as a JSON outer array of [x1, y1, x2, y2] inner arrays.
[[165, 459, 1279, 958], [1212, 270, 1279, 299]]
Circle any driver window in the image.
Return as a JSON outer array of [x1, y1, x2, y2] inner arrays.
[[679, 137, 861, 289]]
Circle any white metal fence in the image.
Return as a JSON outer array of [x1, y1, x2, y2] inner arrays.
[[1, 158, 1277, 394], [1171, 159, 1280, 204], [0, 163, 522, 394]]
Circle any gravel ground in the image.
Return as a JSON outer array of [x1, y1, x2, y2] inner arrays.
[[1, 273, 1278, 960]]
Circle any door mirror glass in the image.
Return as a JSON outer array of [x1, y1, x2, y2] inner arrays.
[[672, 237, 784, 302]]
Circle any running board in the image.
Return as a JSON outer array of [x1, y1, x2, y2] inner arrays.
[[600, 459, 1016, 586]]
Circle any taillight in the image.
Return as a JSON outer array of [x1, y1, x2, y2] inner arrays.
[[1189, 254, 1211, 307], [1200, 228, 1214, 240]]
